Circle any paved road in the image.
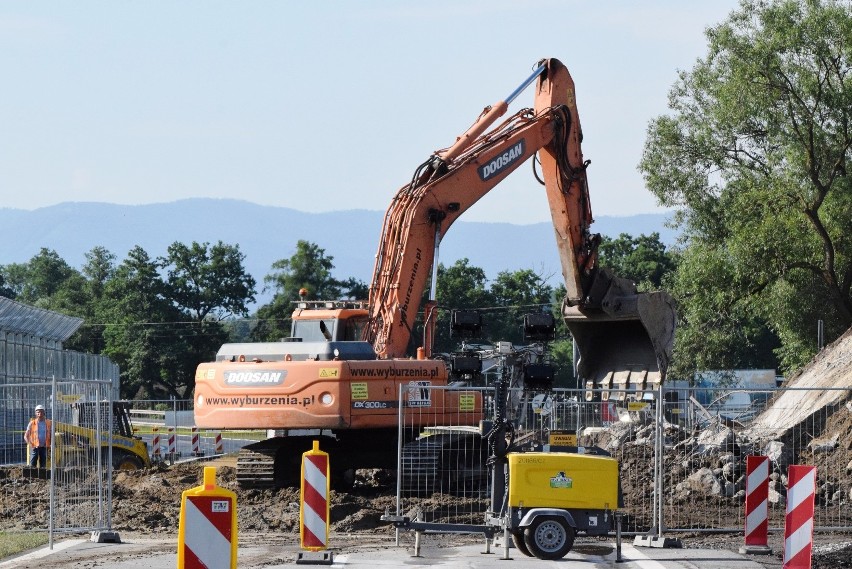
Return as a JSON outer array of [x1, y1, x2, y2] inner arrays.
[[0, 533, 773, 569]]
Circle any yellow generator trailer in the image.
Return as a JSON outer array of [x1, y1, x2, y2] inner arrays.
[[504, 452, 620, 560]]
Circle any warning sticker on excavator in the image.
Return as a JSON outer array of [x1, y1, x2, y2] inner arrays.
[[319, 368, 340, 379], [406, 381, 431, 407], [351, 382, 368, 400], [458, 393, 475, 412]]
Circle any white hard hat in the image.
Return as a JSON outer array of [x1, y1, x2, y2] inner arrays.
[[35, 405, 45, 411]]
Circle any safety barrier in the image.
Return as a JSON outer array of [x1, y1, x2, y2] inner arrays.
[[300, 441, 330, 551], [391, 385, 852, 536], [741, 455, 771, 554], [783, 465, 816, 568], [0, 380, 116, 543], [191, 427, 202, 457], [178, 466, 237, 569], [122, 400, 262, 461]]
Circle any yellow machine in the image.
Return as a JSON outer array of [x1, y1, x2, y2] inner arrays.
[[51, 401, 151, 471], [503, 452, 620, 560]]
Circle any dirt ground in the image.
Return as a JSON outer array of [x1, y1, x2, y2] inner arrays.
[[2, 457, 850, 569]]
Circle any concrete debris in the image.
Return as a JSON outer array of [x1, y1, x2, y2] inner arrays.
[[809, 433, 840, 454]]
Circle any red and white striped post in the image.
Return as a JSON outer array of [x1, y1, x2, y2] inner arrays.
[[740, 455, 772, 555], [783, 465, 817, 569], [191, 427, 203, 456], [298, 440, 333, 564], [151, 426, 161, 461], [214, 432, 223, 454], [168, 427, 176, 460]]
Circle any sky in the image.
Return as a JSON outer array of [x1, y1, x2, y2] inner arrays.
[[1, 1, 741, 224]]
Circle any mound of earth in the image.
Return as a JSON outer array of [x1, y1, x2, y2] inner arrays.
[[110, 461, 402, 535]]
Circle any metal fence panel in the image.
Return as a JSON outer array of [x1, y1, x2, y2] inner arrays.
[[0, 379, 114, 536], [389, 384, 852, 535], [658, 386, 852, 532]]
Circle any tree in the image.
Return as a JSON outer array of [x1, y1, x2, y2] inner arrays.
[[101, 246, 186, 399], [2, 248, 87, 312], [488, 269, 553, 344], [71, 246, 118, 354], [431, 258, 494, 353], [639, 0, 852, 374], [0, 273, 14, 299], [161, 241, 258, 395], [252, 241, 365, 341], [598, 233, 677, 290], [163, 241, 256, 321]]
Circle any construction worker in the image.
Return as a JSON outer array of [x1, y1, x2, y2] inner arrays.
[[24, 404, 51, 468]]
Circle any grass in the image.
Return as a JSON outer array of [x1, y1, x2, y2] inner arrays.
[[0, 531, 50, 560]]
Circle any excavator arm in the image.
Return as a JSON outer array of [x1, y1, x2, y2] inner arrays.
[[365, 58, 675, 394]]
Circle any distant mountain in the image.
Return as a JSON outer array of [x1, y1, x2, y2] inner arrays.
[[0, 199, 677, 305]]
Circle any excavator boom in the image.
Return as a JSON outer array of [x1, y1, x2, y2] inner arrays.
[[365, 58, 675, 393]]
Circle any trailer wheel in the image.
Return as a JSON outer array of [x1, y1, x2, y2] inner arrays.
[[511, 531, 533, 557], [523, 516, 574, 560]]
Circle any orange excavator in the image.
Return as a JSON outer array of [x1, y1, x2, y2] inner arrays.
[[193, 58, 675, 488]]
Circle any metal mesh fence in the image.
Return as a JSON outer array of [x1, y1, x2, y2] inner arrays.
[[391, 384, 852, 534], [0, 380, 114, 535]]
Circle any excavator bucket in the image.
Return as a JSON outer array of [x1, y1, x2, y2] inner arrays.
[[562, 269, 677, 401]]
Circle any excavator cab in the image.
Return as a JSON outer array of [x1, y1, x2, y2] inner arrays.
[[290, 301, 370, 343]]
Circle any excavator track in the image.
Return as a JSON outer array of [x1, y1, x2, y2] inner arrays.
[[236, 445, 278, 489], [401, 431, 488, 497], [400, 435, 446, 496]]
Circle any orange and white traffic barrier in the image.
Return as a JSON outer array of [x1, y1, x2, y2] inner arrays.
[[299, 440, 332, 561], [740, 455, 772, 555], [214, 432, 223, 454], [783, 465, 816, 569], [151, 427, 161, 460], [178, 466, 237, 569], [191, 427, 203, 456]]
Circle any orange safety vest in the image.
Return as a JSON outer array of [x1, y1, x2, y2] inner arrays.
[[24, 418, 52, 448]]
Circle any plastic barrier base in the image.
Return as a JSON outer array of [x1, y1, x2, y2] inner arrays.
[[90, 531, 121, 543], [296, 550, 334, 565]]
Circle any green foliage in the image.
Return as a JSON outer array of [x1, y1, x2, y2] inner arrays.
[[487, 269, 553, 344], [598, 233, 676, 290], [430, 258, 494, 353], [0, 273, 13, 299], [100, 247, 186, 399], [251, 240, 366, 341], [163, 241, 256, 321], [2, 249, 88, 315], [640, 0, 852, 375], [0, 241, 257, 399]]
